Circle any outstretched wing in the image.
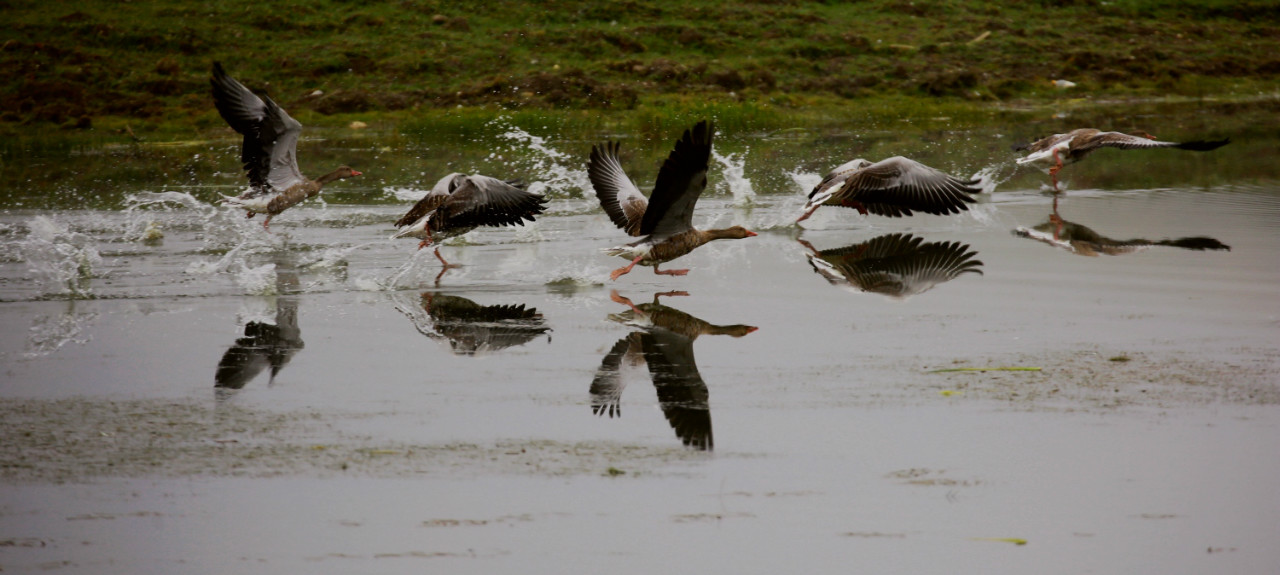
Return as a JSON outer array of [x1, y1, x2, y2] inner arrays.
[[837, 156, 979, 217], [640, 120, 714, 238], [589, 142, 648, 237], [430, 175, 548, 230], [260, 98, 306, 191], [210, 62, 304, 193], [1089, 131, 1230, 152]]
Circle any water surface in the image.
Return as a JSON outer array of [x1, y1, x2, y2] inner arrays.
[[2, 110, 1278, 574]]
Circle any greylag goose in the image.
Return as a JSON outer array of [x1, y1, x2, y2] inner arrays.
[[590, 121, 756, 281], [798, 234, 983, 299], [590, 290, 757, 450], [395, 293, 551, 356], [392, 172, 548, 268], [1014, 129, 1230, 189], [797, 157, 980, 223], [210, 62, 362, 230]]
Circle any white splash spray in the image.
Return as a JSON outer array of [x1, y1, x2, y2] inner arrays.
[[25, 307, 100, 358], [713, 148, 755, 206], [493, 120, 592, 198], [18, 216, 103, 298]]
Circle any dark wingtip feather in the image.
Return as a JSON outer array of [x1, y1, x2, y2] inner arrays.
[[1175, 138, 1230, 152]]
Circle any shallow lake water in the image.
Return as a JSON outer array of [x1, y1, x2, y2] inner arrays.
[[2, 109, 1279, 573]]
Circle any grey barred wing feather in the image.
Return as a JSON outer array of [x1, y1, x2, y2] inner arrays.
[[210, 62, 305, 195], [1091, 131, 1230, 152], [640, 120, 714, 238], [589, 142, 649, 237], [211, 62, 270, 191], [838, 156, 978, 217], [430, 175, 548, 230], [261, 99, 306, 192]]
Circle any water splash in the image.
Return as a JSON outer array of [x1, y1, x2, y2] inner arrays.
[[357, 247, 437, 291], [384, 186, 428, 202], [299, 241, 381, 270], [493, 120, 592, 199], [25, 307, 99, 358], [123, 191, 258, 250], [713, 148, 755, 206], [235, 263, 279, 295], [18, 216, 103, 298], [969, 161, 1016, 194]]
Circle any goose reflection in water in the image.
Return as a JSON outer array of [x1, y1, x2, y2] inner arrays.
[[395, 293, 551, 356], [798, 234, 984, 299], [215, 262, 304, 390], [590, 290, 757, 451], [1013, 209, 1230, 256]]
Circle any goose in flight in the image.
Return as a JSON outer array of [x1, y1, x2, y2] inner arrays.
[[210, 62, 361, 230], [1014, 128, 1229, 189], [392, 172, 547, 268], [797, 156, 980, 223], [589, 121, 756, 281]]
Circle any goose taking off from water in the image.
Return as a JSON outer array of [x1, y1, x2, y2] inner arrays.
[[393, 172, 548, 268], [797, 156, 980, 223], [1013, 129, 1230, 189], [589, 121, 756, 281], [210, 62, 362, 230]]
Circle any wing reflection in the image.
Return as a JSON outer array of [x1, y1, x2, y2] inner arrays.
[[1013, 210, 1231, 256], [215, 262, 303, 390], [396, 293, 551, 356], [590, 290, 757, 451], [799, 234, 983, 299]]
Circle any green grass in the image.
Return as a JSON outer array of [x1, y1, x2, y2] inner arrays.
[[3, 0, 1279, 136]]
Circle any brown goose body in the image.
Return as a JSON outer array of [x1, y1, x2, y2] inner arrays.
[[1014, 128, 1230, 189], [210, 62, 361, 229], [627, 227, 754, 271], [588, 121, 756, 281], [797, 156, 980, 223]]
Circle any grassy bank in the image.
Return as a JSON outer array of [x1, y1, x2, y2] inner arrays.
[[3, 0, 1279, 138]]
